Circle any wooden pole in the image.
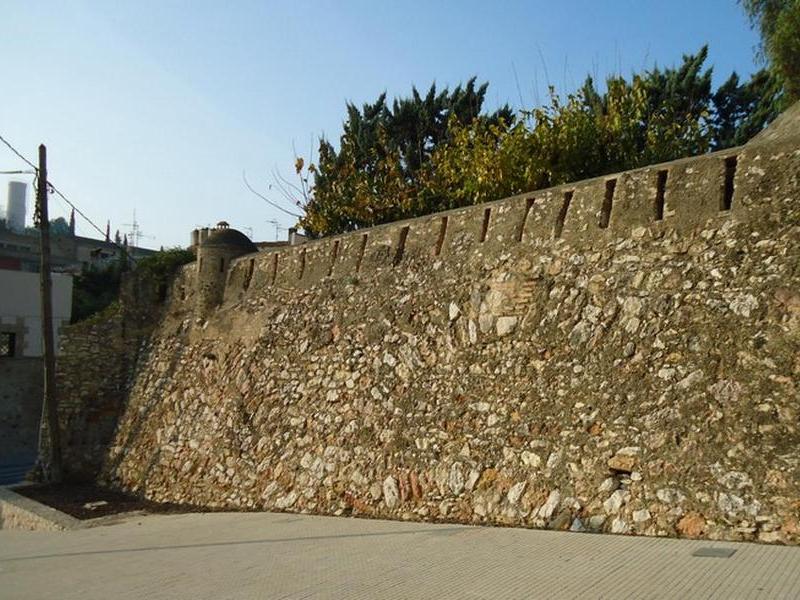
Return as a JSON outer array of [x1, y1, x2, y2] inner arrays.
[[36, 143, 63, 483]]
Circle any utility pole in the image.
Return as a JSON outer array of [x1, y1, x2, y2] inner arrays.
[[36, 144, 63, 483]]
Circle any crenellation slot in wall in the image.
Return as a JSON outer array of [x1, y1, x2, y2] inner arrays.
[[600, 179, 616, 229], [480, 208, 491, 242], [393, 226, 410, 267], [722, 155, 737, 211], [554, 190, 573, 238], [243, 258, 255, 291], [219, 257, 225, 273], [298, 248, 307, 280], [654, 169, 668, 221], [270, 253, 278, 285], [356, 234, 368, 273], [328, 240, 340, 276], [435, 216, 448, 256], [517, 198, 536, 242]]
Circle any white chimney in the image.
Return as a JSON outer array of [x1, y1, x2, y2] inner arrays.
[[5, 181, 27, 232]]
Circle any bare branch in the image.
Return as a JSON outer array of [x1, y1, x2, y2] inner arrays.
[[242, 171, 303, 218], [271, 167, 304, 207], [274, 166, 307, 198]]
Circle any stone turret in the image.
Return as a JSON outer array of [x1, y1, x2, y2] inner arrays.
[[196, 222, 257, 315]]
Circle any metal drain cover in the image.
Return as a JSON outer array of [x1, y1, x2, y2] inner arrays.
[[692, 547, 737, 558]]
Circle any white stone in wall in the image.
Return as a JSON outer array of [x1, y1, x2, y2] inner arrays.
[[448, 302, 460, 321], [495, 316, 517, 337], [611, 518, 629, 534], [538, 490, 560, 519], [521, 451, 541, 468], [603, 490, 629, 514], [506, 482, 526, 505], [448, 464, 465, 495], [383, 477, 399, 509]]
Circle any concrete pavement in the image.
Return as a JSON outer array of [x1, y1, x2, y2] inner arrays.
[[1, 511, 799, 599]]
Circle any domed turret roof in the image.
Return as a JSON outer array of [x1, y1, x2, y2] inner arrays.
[[203, 227, 258, 253]]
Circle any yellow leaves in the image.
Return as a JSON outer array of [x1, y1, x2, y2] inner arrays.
[[294, 157, 305, 174], [305, 75, 717, 237]]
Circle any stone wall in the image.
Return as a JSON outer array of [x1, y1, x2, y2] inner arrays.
[[64, 106, 800, 544], [56, 274, 164, 480], [57, 307, 127, 480]]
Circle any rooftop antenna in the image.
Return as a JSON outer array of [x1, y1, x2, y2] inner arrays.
[[122, 209, 154, 248], [266, 219, 286, 241]]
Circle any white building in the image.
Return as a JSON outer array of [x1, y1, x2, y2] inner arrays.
[[0, 269, 73, 357]]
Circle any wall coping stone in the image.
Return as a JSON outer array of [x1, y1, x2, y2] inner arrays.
[[0, 486, 150, 531], [0, 486, 82, 531]]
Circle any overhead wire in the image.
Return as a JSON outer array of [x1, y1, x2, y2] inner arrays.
[[0, 133, 38, 171], [2, 132, 305, 257], [0, 132, 138, 262]]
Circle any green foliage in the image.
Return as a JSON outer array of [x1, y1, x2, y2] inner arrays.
[[424, 58, 714, 210], [23, 217, 72, 237], [712, 69, 783, 148], [71, 264, 122, 324], [742, 0, 800, 100], [299, 46, 785, 237], [49, 217, 71, 236], [71, 248, 193, 323], [300, 78, 512, 236], [133, 247, 194, 292]]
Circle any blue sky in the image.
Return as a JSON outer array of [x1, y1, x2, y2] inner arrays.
[[0, 1, 760, 248]]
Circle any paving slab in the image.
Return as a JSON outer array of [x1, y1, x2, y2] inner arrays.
[[1, 511, 799, 599]]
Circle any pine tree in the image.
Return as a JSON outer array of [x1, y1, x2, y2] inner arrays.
[[741, 0, 800, 100]]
